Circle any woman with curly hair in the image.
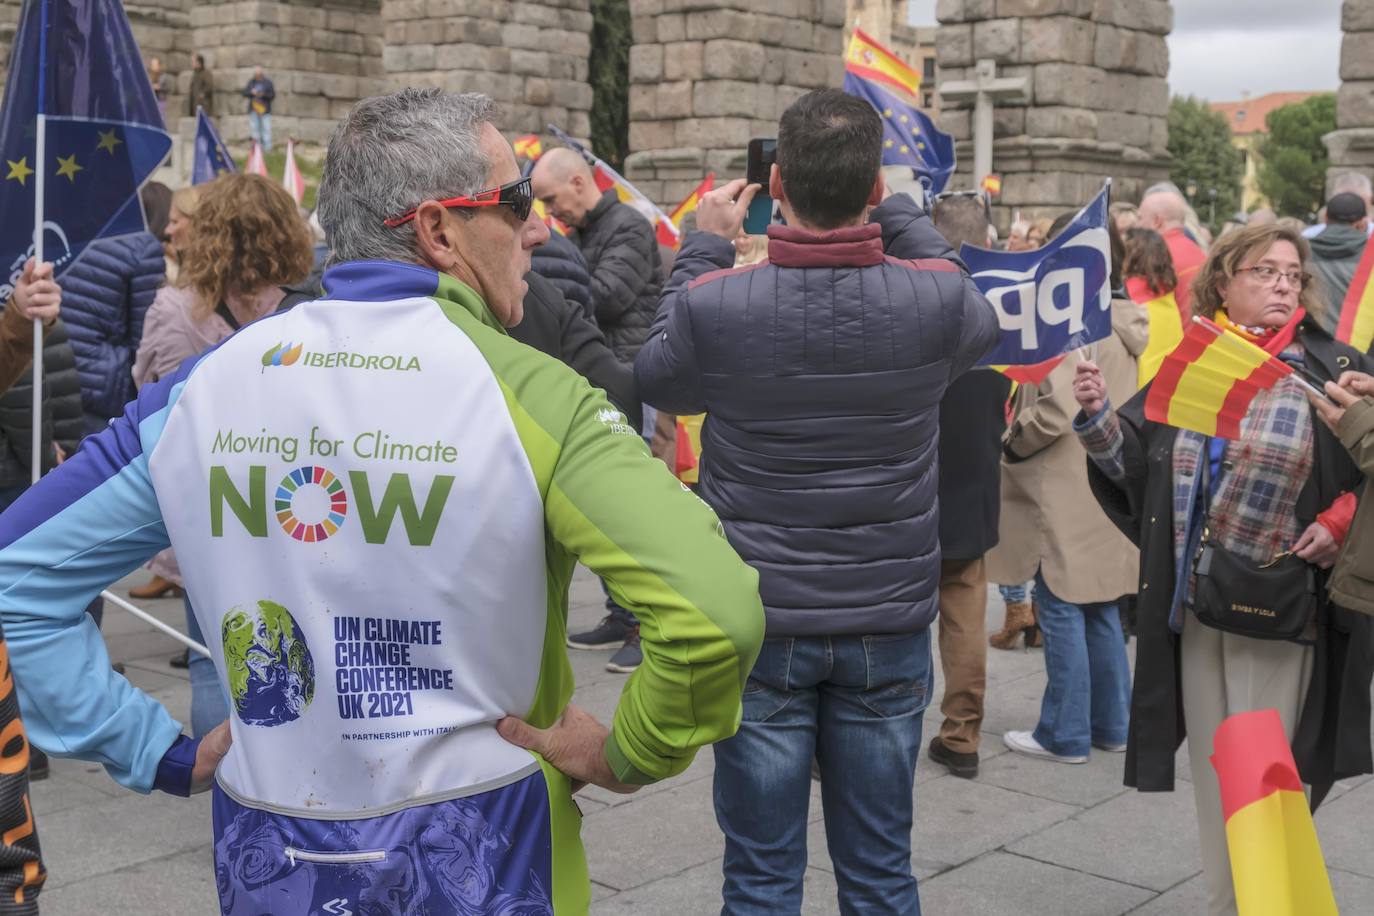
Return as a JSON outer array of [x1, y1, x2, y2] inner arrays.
[[132, 174, 313, 736], [1122, 227, 1177, 303]]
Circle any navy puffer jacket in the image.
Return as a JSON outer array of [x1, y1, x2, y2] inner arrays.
[[530, 233, 594, 323], [635, 194, 999, 636], [58, 233, 164, 422]]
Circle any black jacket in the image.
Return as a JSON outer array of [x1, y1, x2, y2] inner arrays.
[[937, 368, 1011, 560], [1309, 224, 1368, 334], [0, 318, 84, 489], [1086, 319, 1374, 805], [531, 234, 594, 323], [572, 190, 664, 362], [635, 195, 999, 636], [511, 273, 641, 431]]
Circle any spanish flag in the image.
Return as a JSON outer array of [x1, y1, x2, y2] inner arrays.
[[1137, 291, 1185, 387], [513, 134, 543, 160], [1210, 709, 1338, 916], [990, 356, 1065, 385], [532, 199, 568, 237], [1335, 237, 1374, 352], [656, 174, 714, 248], [845, 28, 921, 99], [1145, 316, 1295, 438]]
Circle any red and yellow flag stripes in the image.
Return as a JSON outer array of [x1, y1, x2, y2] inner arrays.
[[657, 174, 715, 249], [1137, 291, 1185, 388], [1145, 316, 1293, 438], [1210, 709, 1338, 916], [845, 28, 921, 99], [1336, 236, 1374, 352]]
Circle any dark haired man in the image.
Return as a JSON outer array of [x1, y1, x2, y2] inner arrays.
[[636, 89, 997, 912]]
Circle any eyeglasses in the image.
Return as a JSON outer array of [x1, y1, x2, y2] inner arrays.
[[1236, 265, 1311, 289], [383, 177, 533, 228]]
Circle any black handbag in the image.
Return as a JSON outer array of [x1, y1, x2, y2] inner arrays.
[[1190, 441, 1317, 641]]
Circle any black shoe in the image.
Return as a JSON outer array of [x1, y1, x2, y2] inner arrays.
[[28, 748, 48, 782], [928, 736, 979, 779], [567, 614, 635, 650], [605, 631, 642, 674], [169, 649, 190, 669]]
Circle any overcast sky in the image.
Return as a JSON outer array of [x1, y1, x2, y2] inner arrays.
[[908, 0, 1341, 103]]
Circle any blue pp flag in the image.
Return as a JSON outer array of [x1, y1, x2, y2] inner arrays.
[[842, 71, 955, 194], [966, 182, 1114, 370], [192, 107, 235, 185], [0, 0, 172, 301]]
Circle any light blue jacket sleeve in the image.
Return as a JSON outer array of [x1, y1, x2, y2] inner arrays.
[[0, 360, 200, 792]]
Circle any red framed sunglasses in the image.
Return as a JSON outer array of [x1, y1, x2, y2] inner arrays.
[[383, 177, 533, 228]]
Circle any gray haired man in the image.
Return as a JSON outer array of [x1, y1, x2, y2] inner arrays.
[[0, 88, 763, 913]]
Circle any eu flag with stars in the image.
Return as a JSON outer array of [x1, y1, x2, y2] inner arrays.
[[192, 107, 236, 185], [0, 0, 172, 302], [842, 71, 956, 195]]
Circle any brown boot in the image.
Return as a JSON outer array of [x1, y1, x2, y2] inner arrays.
[[1025, 603, 1044, 648], [989, 600, 1035, 650], [128, 575, 184, 600]]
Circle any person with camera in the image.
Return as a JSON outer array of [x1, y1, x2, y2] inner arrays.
[[636, 88, 997, 913], [1072, 223, 1374, 915]]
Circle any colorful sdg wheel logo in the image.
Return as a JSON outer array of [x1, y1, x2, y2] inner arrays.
[[275, 466, 348, 542]]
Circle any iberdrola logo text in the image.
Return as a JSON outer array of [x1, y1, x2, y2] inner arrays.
[[261, 342, 422, 373]]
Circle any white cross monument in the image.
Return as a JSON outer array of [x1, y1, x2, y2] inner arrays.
[[939, 58, 1030, 191]]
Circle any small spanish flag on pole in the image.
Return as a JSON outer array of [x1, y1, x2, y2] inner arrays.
[[1335, 237, 1374, 352], [845, 27, 921, 99], [981, 174, 1003, 196], [513, 134, 543, 160], [1145, 316, 1304, 438], [656, 174, 714, 248], [1210, 709, 1338, 916], [1136, 291, 1186, 387]]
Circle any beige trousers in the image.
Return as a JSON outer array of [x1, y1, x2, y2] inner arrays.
[[1180, 610, 1313, 916], [937, 557, 988, 754]]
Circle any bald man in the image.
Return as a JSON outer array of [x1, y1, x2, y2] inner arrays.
[[1137, 187, 1206, 318], [531, 148, 664, 363]]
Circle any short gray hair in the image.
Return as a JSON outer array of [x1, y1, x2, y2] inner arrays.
[[316, 88, 498, 264]]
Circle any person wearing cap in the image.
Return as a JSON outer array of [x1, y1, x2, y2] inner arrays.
[[1310, 191, 1371, 335]]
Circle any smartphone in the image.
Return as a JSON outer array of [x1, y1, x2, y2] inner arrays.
[[744, 138, 777, 235]]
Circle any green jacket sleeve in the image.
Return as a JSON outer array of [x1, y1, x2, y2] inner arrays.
[[544, 387, 764, 784]]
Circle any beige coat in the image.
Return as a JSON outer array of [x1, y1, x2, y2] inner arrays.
[[985, 298, 1148, 605], [1329, 396, 1374, 614]]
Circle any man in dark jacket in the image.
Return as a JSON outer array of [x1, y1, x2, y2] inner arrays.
[[924, 194, 1011, 781], [55, 233, 164, 434], [635, 89, 998, 913], [1310, 191, 1369, 333], [530, 232, 594, 323], [530, 147, 663, 362]]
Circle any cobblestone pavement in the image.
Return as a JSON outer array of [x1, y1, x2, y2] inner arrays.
[[32, 570, 1374, 914]]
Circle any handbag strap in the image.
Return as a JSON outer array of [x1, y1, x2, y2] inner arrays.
[[214, 301, 241, 332]]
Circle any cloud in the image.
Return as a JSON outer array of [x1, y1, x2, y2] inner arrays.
[[1172, 0, 1338, 33], [1168, 24, 1339, 101]]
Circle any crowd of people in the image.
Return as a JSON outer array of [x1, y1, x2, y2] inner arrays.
[[0, 83, 1367, 916]]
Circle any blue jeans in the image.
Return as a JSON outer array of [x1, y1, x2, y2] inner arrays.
[[249, 111, 272, 150], [714, 630, 932, 915], [185, 598, 230, 737], [999, 582, 1031, 605], [1031, 572, 1130, 757]]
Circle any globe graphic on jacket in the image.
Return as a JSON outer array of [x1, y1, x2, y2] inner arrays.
[[222, 600, 315, 726]]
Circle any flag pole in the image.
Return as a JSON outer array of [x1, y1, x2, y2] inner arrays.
[[30, 0, 49, 488], [100, 590, 210, 656]]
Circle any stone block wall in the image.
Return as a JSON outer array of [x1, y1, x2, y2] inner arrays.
[[935, 0, 1172, 228], [191, 0, 384, 146], [623, 0, 847, 209], [1325, 0, 1374, 192], [381, 0, 593, 141]]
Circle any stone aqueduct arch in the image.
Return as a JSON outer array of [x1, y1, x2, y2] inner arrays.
[[4, 0, 1373, 219]]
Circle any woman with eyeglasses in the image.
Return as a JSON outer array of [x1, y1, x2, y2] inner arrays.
[[1072, 223, 1374, 915]]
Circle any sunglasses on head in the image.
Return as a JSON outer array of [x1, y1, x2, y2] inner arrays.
[[383, 177, 533, 228]]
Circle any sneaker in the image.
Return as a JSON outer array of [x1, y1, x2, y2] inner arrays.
[[928, 736, 980, 779], [1093, 740, 1127, 753], [28, 748, 48, 782], [606, 631, 642, 673], [567, 614, 635, 650], [169, 649, 190, 670], [1002, 730, 1087, 764]]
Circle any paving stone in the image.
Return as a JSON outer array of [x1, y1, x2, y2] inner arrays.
[[1314, 780, 1374, 878], [912, 776, 1079, 869], [920, 851, 1152, 915], [1008, 785, 1202, 891], [976, 744, 1132, 807], [580, 772, 724, 891], [41, 844, 218, 915], [1120, 872, 1205, 915]]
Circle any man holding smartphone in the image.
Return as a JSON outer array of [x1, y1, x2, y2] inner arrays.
[[636, 89, 998, 913]]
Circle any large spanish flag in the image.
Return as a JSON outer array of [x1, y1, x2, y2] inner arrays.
[[1137, 291, 1186, 387], [845, 28, 921, 99], [1145, 316, 1293, 438], [1210, 709, 1338, 916], [1335, 236, 1374, 352]]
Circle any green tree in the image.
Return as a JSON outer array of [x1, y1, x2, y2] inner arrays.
[[1167, 95, 1244, 231], [1256, 93, 1336, 220], [589, 0, 630, 170]]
